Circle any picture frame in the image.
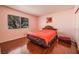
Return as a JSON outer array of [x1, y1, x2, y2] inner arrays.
[[46, 17, 52, 23], [8, 15, 20, 29], [8, 15, 29, 29], [21, 17, 29, 28]]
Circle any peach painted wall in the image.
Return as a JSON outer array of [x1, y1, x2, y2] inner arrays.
[[38, 9, 75, 40], [0, 6, 38, 43]]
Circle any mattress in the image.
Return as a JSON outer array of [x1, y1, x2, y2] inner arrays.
[[27, 29, 57, 48]]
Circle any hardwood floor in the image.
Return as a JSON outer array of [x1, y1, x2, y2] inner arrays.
[[0, 37, 27, 54], [27, 40, 77, 54], [0, 37, 77, 54]]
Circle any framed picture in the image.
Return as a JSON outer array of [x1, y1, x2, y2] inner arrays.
[[46, 17, 52, 23], [21, 17, 29, 28], [8, 15, 20, 29]]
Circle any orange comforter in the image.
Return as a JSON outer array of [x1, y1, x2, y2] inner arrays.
[[28, 29, 57, 45]]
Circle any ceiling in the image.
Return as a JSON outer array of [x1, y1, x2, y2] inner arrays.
[[6, 5, 74, 16]]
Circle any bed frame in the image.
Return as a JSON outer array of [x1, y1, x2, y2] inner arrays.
[[27, 25, 58, 48], [43, 25, 57, 30]]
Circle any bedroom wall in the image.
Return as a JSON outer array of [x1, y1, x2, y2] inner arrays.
[[0, 6, 39, 43], [75, 6, 79, 50], [38, 9, 75, 41]]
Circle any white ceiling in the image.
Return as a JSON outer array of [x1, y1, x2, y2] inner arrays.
[[6, 5, 74, 16]]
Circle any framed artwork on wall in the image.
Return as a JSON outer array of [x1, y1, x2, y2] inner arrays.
[[21, 17, 29, 28], [8, 15, 29, 29], [8, 15, 20, 29], [46, 17, 52, 23]]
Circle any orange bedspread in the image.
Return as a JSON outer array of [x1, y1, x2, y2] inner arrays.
[[28, 29, 57, 45]]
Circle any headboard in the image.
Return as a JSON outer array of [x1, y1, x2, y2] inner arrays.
[[43, 25, 57, 30]]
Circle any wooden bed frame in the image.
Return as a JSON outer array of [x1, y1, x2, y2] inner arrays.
[[27, 25, 58, 48], [43, 25, 57, 30]]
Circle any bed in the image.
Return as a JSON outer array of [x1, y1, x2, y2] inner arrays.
[[27, 26, 58, 48]]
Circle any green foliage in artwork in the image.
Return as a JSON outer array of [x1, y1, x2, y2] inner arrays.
[[8, 15, 29, 29], [21, 17, 29, 28], [8, 15, 20, 29]]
